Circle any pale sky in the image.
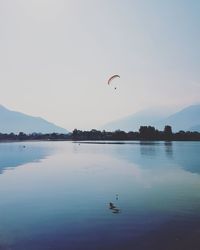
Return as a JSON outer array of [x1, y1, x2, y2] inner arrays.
[[0, 0, 199, 130]]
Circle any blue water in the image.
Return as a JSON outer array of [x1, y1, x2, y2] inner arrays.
[[0, 141, 200, 250]]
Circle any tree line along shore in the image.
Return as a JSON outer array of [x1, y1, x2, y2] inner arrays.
[[0, 126, 200, 141]]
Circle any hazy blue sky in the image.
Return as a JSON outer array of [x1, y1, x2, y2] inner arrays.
[[0, 0, 199, 130]]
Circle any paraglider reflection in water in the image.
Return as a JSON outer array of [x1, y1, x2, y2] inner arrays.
[[109, 202, 121, 214], [107, 75, 120, 90], [109, 202, 116, 209]]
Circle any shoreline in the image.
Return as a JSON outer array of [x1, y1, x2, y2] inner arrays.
[[1, 139, 200, 143]]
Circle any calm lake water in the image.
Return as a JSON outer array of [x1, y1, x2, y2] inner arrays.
[[0, 141, 200, 250]]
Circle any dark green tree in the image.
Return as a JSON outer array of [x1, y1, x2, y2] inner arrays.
[[164, 125, 172, 140]]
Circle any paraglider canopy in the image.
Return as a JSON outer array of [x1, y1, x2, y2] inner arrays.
[[107, 75, 120, 85]]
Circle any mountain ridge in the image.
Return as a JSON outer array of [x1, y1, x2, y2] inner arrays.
[[156, 104, 200, 132], [102, 104, 200, 132], [0, 105, 68, 134]]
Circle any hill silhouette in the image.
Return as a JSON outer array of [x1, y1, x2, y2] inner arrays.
[[0, 105, 68, 134], [102, 108, 166, 132], [102, 105, 200, 132], [156, 105, 200, 132]]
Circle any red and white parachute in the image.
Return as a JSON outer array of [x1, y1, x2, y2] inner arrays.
[[107, 75, 120, 85]]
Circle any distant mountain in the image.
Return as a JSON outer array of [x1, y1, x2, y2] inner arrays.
[[0, 105, 68, 134], [102, 105, 200, 132], [102, 109, 167, 132], [189, 125, 200, 132], [156, 105, 200, 132]]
